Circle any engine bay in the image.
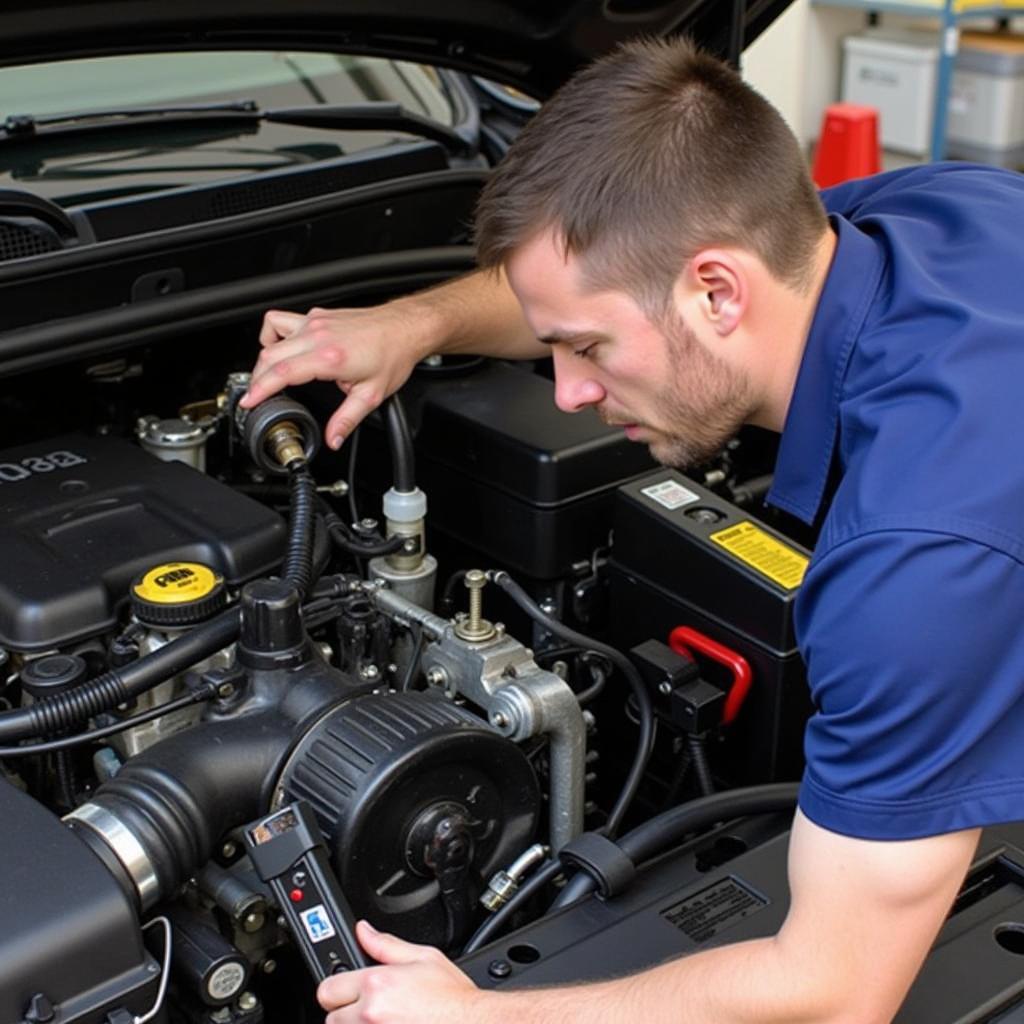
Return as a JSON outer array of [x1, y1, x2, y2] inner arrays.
[[0, 336, 820, 1022]]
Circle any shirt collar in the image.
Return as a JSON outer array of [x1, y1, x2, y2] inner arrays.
[[766, 214, 886, 525]]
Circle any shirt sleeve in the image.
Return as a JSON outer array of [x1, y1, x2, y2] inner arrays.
[[795, 528, 1024, 840]]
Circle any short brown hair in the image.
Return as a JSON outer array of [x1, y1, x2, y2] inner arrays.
[[474, 36, 827, 308]]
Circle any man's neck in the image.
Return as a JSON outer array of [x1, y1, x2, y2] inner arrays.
[[753, 226, 838, 433]]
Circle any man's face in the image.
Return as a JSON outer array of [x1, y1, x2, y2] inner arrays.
[[505, 230, 755, 468]]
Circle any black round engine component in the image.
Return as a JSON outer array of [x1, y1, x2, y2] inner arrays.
[[238, 578, 305, 666], [276, 691, 539, 946], [21, 653, 87, 699], [238, 394, 320, 475]]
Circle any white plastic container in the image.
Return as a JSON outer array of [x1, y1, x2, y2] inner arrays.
[[841, 30, 939, 156], [946, 32, 1024, 167]]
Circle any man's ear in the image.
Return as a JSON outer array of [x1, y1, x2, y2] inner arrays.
[[674, 249, 747, 336]]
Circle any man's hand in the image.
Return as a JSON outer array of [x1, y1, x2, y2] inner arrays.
[[242, 302, 433, 450], [317, 920, 482, 1023], [242, 270, 544, 450]]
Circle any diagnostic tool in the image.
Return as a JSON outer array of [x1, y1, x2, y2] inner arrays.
[[245, 801, 368, 980]]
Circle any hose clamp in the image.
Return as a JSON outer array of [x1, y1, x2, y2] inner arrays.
[[66, 802, 161, 909]]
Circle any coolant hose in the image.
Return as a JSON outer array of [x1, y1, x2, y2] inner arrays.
[[0, 607, 242, 744], [281, 463, 317, 597], [383, 394, 415, 492], [551, 782, 800, 910], [491, 572, 655, 837]]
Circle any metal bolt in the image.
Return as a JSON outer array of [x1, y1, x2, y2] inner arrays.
[[454, 569, 496, 642], [221, 840, 238, 859], [658, 680, 673, 695], [217, 682, 235, 699], [316, 479, 349, 497], [425, 667, 447, 688], [238, 992, 258, 1012], [210, 1009, 232, 1024], [358, 517, 378, 532], [488, 959, 512, 979], [466, 569, 486, 630], [491, 711, 510, 730], [361, 664, 380, 680], [403, 538, 418, 553], [261, 958, 277, 974], [242, 910, 265, 932]]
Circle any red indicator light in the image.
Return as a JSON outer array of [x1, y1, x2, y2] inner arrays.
[[289, 888, 304, 903]]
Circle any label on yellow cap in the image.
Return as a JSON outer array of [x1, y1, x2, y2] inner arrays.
[[133, 562, 221, 604], [709, 522, 808, 591]]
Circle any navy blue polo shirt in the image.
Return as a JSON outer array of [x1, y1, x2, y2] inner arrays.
[[767, 163, 1024, 840]]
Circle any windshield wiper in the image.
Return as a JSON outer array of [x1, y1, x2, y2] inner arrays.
[[1, 100, 474, 156], [2, 99, 261, 135]]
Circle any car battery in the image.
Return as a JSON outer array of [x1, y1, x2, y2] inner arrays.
[[608, 470, 812, 784]]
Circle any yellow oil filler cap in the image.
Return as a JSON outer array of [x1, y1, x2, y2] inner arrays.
[[130, 561, 227, 628]]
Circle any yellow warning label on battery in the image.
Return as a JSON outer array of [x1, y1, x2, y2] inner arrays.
[[709, 522, 808, 590]]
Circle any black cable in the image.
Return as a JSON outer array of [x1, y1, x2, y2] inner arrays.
[[574, 656, 609, 706], [0, 684, 218, 758], [383, 394, 416, 492], [281, 463, 317, 598], [550, 783, 800, 911], [440, 569, 468, 617], [318, 497, 405, 557], [461, 857, 564, 955], [347, 427, 361, 525], [399, 625, 426, 693], [491, 571, 654, 838], [687, 734, 715, 797], [0, 607, 240, 745]]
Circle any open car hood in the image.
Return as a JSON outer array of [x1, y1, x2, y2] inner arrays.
[[0, 0, 797, 96]]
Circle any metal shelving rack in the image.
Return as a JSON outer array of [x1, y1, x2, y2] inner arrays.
[[811, 0, 1023, 160]]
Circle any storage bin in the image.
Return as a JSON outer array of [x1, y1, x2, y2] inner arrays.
[[842, 28, 1024, 165], [947, 32, 1024, 167], [842, 30, 939, 156]]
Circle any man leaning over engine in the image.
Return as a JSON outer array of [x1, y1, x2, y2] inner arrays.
[[241, 36, 1024, 1024]]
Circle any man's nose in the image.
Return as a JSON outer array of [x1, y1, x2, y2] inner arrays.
[[552, 349, 606, 414]]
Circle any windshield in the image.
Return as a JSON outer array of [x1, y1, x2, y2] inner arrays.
[[0, 51, 455, 125], [0, 51, 461, 206]]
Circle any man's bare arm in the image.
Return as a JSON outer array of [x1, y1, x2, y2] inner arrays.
[[243, 269, 544, 448], [319, 811, 979, 1024]]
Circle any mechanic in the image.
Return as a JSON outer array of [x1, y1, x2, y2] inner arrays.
[[241, 36, 1024, 1024]]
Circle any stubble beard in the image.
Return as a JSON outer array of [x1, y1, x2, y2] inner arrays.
[[644, 314, 754, 469]]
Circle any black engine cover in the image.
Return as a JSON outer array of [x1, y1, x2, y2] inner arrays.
[[0, 433, 285, 651], [0, 779, 158, 1024]]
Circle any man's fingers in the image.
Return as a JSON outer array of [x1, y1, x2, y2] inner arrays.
[[326, 386, 383, 450], [356, 919, 436, 965], [317, 969, 361, 1011], [241, 337, 346, 408], [258, 309, 306, 347]]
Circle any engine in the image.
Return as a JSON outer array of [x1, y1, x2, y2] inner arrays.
[[0, 361, 812, 1024]]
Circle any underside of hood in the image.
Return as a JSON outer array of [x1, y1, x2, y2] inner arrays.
[[0, 0, 797, 96]]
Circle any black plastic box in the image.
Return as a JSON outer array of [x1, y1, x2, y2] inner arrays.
[[0, 433, 285, 651], [609, 470, 811, 783], [0, 780, 159, 1023]]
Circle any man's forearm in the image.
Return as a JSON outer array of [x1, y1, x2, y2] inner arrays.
[[407, 269, 549, 361]]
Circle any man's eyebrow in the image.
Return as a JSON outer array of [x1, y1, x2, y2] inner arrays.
[[537, 329, 605, 346]]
